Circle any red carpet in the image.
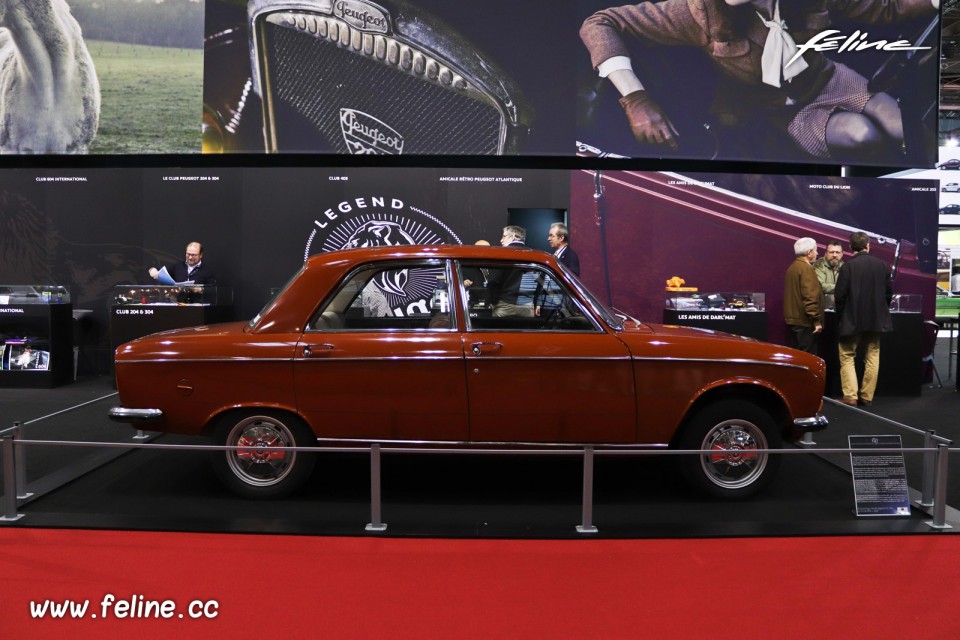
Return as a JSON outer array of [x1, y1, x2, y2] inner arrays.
[[1, 528, 958, 639]]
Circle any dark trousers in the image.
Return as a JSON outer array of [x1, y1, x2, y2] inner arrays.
[[788, 324, 820, 356]]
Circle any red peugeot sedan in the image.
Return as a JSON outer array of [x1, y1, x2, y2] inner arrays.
[[110, 245, 827, 500]]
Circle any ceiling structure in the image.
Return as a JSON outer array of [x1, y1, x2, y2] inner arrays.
[[940, 0, 960, 136]]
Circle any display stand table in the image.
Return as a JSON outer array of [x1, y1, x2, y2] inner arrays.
[[0, 285, 74, 388]]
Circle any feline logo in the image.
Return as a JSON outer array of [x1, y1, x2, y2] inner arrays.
[[305, 195, 461, 316], [340, 109, 404, 155], [787, 30, 932, 68]]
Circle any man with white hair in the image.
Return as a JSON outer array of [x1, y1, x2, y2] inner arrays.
[[783, 236, 824, 354]]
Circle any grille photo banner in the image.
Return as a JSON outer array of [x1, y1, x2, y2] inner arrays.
[[203, 0, 577, 156]]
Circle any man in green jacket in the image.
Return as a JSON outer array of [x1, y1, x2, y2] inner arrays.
[[813, 240, 844, 310]]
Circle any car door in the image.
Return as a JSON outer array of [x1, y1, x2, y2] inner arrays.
[[294, 259, 469, 441], [458, 260, 636, 444]]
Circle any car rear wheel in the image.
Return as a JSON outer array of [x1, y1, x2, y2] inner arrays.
[[677, 400, 781, 499], [210, 412, 316, 499]]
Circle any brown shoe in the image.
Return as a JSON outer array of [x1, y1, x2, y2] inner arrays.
[[838, 398, 858, 406], [858, 399, 872, 407]]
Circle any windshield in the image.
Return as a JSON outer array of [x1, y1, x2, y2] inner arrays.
[[555, 260, 624, 330]]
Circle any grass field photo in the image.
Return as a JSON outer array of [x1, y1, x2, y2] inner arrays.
[[87, 40, 203, 154]]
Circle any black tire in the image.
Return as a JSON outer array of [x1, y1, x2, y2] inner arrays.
[[677, 400, 781, 500], [210, 412, 316, 499]]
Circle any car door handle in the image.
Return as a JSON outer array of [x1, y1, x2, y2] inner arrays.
[[471, 341, 503, 356], [302, 343, 335, 357]]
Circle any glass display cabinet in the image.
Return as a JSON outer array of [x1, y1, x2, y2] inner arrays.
[[0, 285, 73, 387]]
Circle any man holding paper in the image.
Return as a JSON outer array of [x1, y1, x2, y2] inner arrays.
[[148, 242, 216, 285]]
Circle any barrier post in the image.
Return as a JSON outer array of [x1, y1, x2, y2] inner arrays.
[[917, 430, 936, 508], [0, 435, 24, 522], [798, 431, 816, 447], [576, 446, 598, 534], [925, 443, 953, 530], [365, 443, 387, 532], [13, 422, 31, 500]]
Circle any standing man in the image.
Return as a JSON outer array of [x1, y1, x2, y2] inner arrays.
[[813, 240, 844, 309], [547, 223, 580, 276], [834, 231, 894, 407], [148, 241, 216, 285], [488, 226, 534, 317], [783, 237, 824, 355]]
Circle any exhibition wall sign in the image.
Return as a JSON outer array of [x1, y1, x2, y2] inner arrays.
[[568, 169, 938, 346], [0, 1, 940, 168]]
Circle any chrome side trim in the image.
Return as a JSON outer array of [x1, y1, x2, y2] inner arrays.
[[793, 413, 829, 432], [631, 356, 811, 371], [108, 407, 163, 422], [116, 355, 631, 364], [314, 436, 669, 449]]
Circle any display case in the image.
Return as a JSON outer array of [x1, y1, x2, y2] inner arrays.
[[890, 293, 922, 313], [663, 292, 768, 340], [113, 284, 231, 306], [665, 292, 765, 312], [0, 285, 74, 387], [109, 285, 234, 355]]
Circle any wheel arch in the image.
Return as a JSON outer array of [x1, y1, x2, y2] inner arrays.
[[670, 381, 790, 447], [202, 404, 314, 438]]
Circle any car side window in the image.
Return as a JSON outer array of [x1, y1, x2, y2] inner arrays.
[[459, 261, 597, 332], [311, 262, 454, 331]]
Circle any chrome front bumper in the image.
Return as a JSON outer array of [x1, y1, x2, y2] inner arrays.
[[108, 406, 164, 423], [793, 413, 829, 432]]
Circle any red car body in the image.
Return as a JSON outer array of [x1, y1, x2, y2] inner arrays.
[[111, 245, 827, 499]]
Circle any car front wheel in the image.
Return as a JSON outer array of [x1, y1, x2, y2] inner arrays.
[[677, 400, 781, 499], [210, 412, 316, 499]]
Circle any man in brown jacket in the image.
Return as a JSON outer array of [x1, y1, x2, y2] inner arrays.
[[783, 237, 824, 354]]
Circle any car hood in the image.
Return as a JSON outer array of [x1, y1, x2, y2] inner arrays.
[[618, 321, 823, 372]]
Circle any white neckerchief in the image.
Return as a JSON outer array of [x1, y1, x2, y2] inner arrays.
[[758, 1, 808, 88]]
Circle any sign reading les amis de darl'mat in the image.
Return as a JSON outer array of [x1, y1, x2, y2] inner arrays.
[[849, 435, 911, 517]]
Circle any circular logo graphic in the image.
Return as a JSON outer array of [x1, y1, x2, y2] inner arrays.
[[305, 196, 461, 317]]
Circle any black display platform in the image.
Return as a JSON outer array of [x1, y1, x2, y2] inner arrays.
[[109, 304, 231, 351], [3, 375, 957, 539], [821, 311, 923, 397], [662, 309, 768, 340]]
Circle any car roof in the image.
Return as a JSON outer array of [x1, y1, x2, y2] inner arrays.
[[304, 244, 550, 267]]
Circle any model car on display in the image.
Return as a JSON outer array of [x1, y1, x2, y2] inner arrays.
[[938, 159, 960, 170], [943, 183, 960, 193], [110, 245, 827, 500]]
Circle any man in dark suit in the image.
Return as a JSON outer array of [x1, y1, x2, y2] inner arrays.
[[148, 241, 217, 285], [834, 231, 893, 407], [547, 223, 580, 276]]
